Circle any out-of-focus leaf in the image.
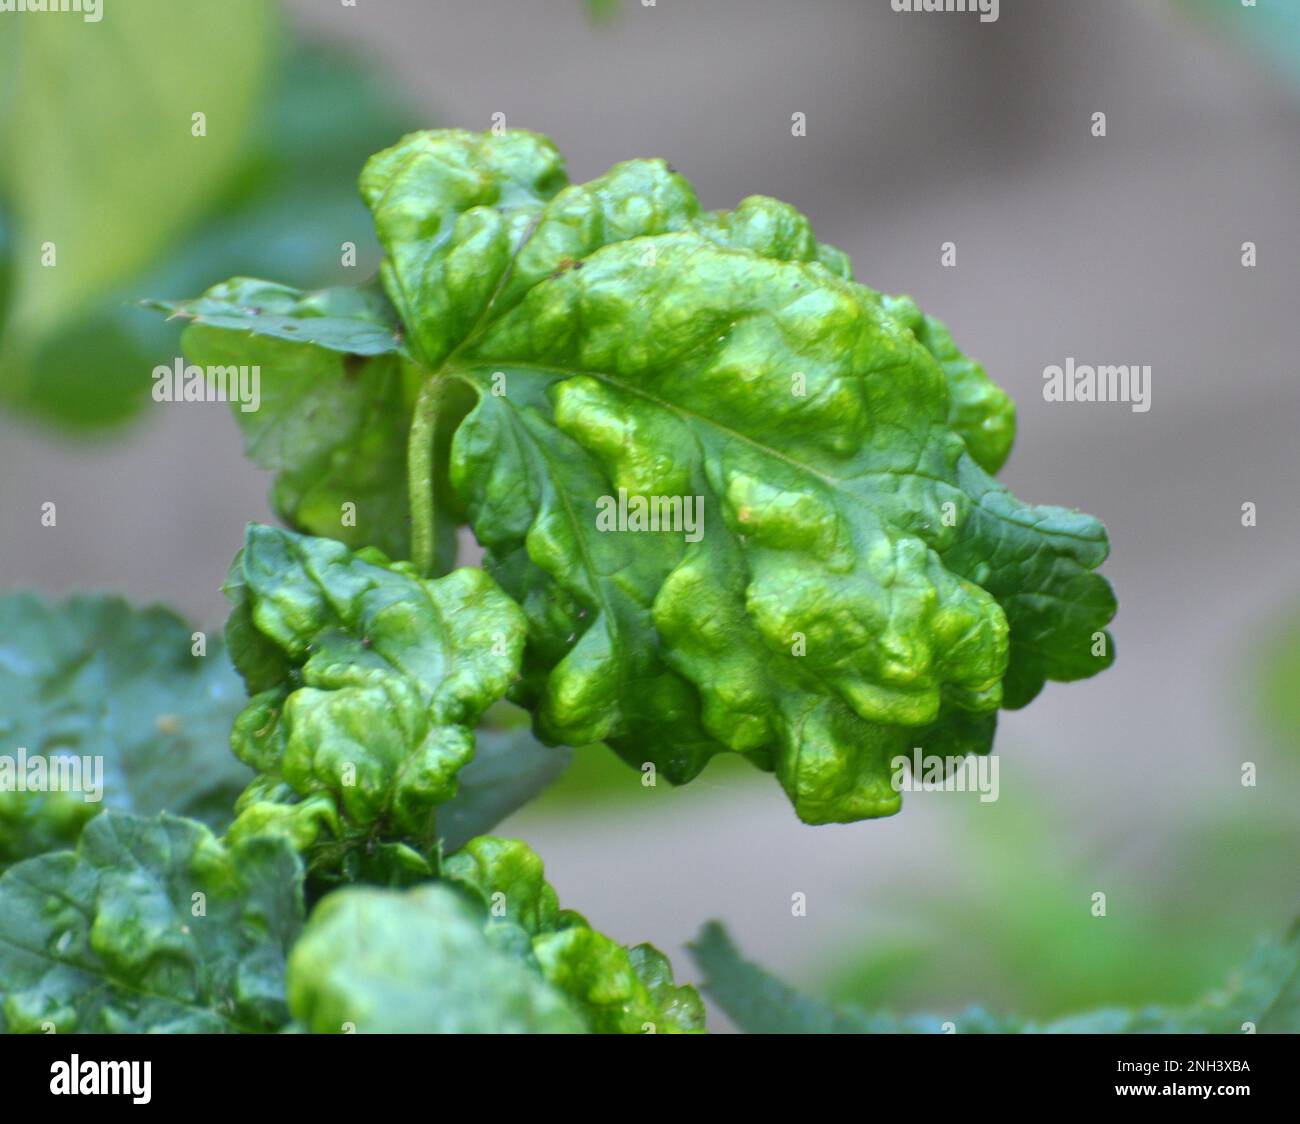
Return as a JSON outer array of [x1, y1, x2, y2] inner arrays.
[[0, 209, 12, 341], [0, 0, 276, 400], [691, 919, 1300, 1034], [0, 37, 417, 429], [0, 594, 253, 868], [586, 0, 622, 22], [1257, 605, 1300, 753], [0, 812, 303, 1033], [287, 882, 585, 1033], [1, 0, 275, 335]]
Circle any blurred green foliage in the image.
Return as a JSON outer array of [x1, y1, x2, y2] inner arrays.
[[820, 785, 1278, 1018], [1257, 604, 1300, 753], [821, 615, 1300, 1019], [1, 1, 275, 360], [694, 917, 1300, 1033], [1176, 0, 1300, 90], [0, 4, 417, 431], [585, 0, 622, 23]]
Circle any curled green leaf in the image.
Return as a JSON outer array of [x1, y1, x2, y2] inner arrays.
[[359, 129, 1115, 823], [223, 525, 526, 873], [445, 835, 705, 1033]]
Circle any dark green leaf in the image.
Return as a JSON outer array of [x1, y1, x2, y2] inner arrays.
[[0, 594, 253, 868], [0, 812, 303, 1033]]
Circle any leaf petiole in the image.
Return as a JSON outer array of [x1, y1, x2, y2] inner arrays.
[[408, 373, 446, 576]]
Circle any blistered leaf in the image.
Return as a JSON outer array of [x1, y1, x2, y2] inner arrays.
[[881, 295, 1015, 474], [0, 594, 253, 868], [363, 130, 1115, 823], [690, 920, 1300, 1034], [159, 129, 1116, 824], [0, 812, 303, 1033], [445, 836, 705, 1033], [222, 526, 526, 871]]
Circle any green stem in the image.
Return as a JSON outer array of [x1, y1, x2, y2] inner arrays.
[[408, 374, 444, 577]]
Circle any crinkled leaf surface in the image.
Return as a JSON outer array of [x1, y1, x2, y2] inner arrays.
[[287, 882, 585, 1033], [289, 834, 702, 1034], [0, 812, 303, 1033], [0, 594, 253, 868], [445, 835, 705, 1033], [362, 129, 1115, 824], [223, 526, 526, 871], [160, 129, 1116, 824], [881, 294, 1015, 476], [690, 920, 1299, 1034]]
